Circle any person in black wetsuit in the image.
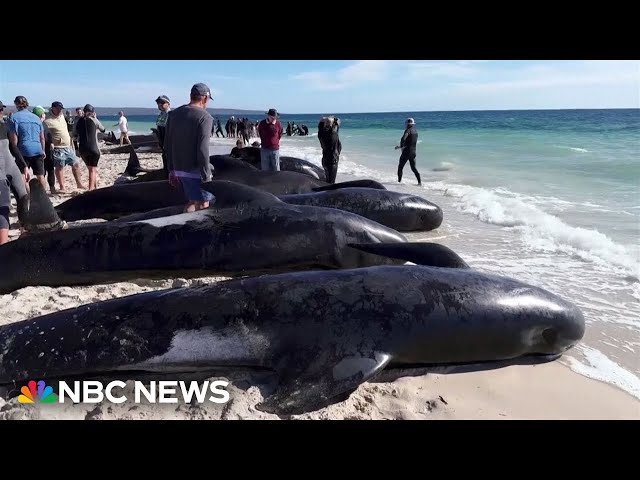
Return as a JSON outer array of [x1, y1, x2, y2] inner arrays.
[[75, 104, 106, 191], [317, 116, 342, 184], [395, 117, 421, 186], [214, 118, 224, 138]]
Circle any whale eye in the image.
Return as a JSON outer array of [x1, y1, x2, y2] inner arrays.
[[542, 328, 558, 346]]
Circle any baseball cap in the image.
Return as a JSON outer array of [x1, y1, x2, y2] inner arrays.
[[406, 117, 415, 125], [32, 106, 46, 117], [190, 83, 213, 99], [83, 104, 95, 113], [0, 100, 6, 109], [155, 95, 170, 103], [51, 101, 64, 109]]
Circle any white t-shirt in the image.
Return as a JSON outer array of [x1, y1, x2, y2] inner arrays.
[[118, 115, 128, 133]]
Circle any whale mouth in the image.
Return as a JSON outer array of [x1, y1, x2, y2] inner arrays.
[[384, 353, 564, 378]]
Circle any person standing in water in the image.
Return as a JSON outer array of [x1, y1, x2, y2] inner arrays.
[[395, 117, 421, 186], [317, 116, 342, 184]]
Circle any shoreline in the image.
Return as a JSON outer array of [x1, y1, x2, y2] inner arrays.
[[2, 147, 638, 420]]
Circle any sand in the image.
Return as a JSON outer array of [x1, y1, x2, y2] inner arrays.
[[1, 142, 639, 420]]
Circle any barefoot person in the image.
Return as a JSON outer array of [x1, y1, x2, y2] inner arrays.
[[43, 101, 86, 192], [114, 111, 131, 145], [164, 83, 215, 213], [395, 117, 422, 186], [75, 104, 106, 191]]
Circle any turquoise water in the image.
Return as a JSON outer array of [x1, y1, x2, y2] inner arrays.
[[112, 109, 640, 398]]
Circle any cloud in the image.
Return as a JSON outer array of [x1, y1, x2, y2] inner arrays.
[[0, 81, 223, 108], [292, 60, 389, 91], [405, 61, 480, 79], [452, 60, 639, 94]]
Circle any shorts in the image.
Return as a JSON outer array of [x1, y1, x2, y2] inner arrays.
[[0, 179, 10, 230], [53, 147, 79, 168], [25, 155, 45, 176], [81, 151, 100, 167], [178, 176, 215, 203]]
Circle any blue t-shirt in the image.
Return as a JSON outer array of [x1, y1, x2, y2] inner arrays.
[[7, 109, 44, 157]]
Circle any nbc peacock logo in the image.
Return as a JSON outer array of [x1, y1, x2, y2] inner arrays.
[[18, 380, 57, 404]]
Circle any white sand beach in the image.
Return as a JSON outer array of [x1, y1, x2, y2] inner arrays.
[[1, 145, 638, 420]]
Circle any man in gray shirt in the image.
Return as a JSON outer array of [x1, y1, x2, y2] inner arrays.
[[165, 83, 215, 212]]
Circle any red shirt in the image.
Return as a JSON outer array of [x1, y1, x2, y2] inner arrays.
[[258, 119, 283, 150]]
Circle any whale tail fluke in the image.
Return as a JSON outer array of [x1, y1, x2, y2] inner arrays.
[[312, 179, 386, 192], [347, 242, 470, 269]]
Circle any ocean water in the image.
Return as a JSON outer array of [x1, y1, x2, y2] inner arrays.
[[114, 109, 640, 400]]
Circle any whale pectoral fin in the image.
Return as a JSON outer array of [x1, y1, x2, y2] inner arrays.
[[347, 242, 470, 269], [200, 180, 282, 208], [256, 352, 392, 416]]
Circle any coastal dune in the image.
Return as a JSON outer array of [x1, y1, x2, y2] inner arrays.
[[1, 143, 638, 420]]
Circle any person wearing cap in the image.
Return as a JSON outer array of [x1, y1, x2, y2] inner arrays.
[[154, 95, 171, 176], [164, 82, 215, 213], [0, 100, 29, 244], [318, 116, 342, 184], [43, 101, 86, 192], [395, 117, 422, 186], [75, 104, 106, 191], [257, 108, 283, 171], [7, 96, 47, 191]]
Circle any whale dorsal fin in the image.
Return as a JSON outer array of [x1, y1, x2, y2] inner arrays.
[[348, 242, 470, 269], [201, 180, 282, 208], [209, 155, 258, 172], [312, 179, 386, 192], [23, 179, 65, 232], [124, 146, 154, 175]]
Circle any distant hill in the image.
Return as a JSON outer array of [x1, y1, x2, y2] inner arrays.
[[2, 106, 266, 117], [90, 107, 267, 117]]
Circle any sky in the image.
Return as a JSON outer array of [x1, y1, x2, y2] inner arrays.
[[0, 60, 638, 114]]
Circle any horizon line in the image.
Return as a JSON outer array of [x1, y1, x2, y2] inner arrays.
[[49, 106, 640, 115]]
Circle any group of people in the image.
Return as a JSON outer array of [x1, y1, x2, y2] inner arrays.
[[0, 95, 119, 244], [1, 82, 424, 245], [213, 116, 258, 146]]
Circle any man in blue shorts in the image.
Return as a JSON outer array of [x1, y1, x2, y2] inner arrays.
[[164, 83, 215, 212]]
